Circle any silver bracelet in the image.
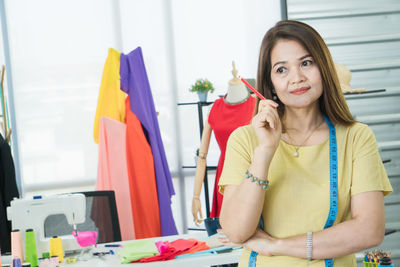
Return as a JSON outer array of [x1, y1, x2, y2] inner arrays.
[[307, 232, 313, 264]]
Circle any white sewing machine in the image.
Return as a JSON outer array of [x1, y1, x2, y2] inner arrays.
[[7, 193, 86, 255]]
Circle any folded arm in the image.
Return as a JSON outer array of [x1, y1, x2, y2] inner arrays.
[[244, 190, 385, 259]]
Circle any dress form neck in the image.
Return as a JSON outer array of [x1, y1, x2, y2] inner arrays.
[[224, 61, 249, 104]]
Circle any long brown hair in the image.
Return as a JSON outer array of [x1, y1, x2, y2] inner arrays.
[[255, 20, 355, 125]]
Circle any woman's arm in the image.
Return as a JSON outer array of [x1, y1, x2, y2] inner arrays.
[[220, 100, 281, 243], [259, 191, 385, 259], [192, 122, 212, 225], [219, 146, 273, 243]]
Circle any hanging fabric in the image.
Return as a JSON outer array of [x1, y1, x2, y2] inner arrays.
[[0, 133, 19, 253], [93, 48, 126, 144], [95, 116, 136, 241], [120, 47, 177, 236], [125, 97, 161, 238]]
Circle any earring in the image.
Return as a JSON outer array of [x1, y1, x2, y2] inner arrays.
[[272, 89, 278, 101]]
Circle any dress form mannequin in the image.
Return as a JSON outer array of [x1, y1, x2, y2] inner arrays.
[[192, 61, 253, 225], [224, 61, 250, 104]]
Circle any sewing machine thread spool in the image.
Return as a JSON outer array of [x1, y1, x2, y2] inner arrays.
[[49, 236, 63, 263], [11, 229, 24, 262], [25, 229, 38, 267], [50, 257, 59, 267], [12, 258, 22, 267]]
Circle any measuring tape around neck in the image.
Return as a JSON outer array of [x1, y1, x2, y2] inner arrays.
[[248, 114, 338, 267]]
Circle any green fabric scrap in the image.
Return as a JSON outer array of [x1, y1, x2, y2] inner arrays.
[[119, 240, 158, 263]]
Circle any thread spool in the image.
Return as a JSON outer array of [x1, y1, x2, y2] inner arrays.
[[49, 236, 63, 263], [25, 229, 38, 267], [11, 229, 24, 262], [38, 258, 53, 267], [49, 257, 58, 267], [12, 258, 22, 267]]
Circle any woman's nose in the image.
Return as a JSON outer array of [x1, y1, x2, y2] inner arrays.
[[289, 67, 306, 84]]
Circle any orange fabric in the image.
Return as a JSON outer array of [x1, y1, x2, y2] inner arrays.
[[179, 238, 210, 255], [125, 97, 161, 238]]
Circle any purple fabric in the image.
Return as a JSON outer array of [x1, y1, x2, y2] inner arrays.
[[120, 47, 177, 236]]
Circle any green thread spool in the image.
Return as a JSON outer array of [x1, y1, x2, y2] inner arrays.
[[25, 229, 38, 267]]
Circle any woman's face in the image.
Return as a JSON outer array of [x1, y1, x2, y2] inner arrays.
[[270, 39, 323, 110]]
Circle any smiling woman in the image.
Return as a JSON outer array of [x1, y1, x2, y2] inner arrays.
[[270, 39, 323, 110], [218, 20, 393, 267]]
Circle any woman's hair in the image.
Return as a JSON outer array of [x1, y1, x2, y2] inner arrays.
[[255, 20, 355, 125]]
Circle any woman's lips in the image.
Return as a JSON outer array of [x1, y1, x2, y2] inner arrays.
[[291, 87, 310, 95]]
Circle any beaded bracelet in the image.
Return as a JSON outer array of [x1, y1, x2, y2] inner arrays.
[[245, 170, 269, 190]]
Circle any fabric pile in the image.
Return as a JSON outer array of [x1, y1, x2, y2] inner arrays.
[[118, 236, 241, 264]]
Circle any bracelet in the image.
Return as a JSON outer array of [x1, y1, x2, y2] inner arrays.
[[245, 170, 269, 190], [193, 195, 200, 200], [307, 232, 313, 263]]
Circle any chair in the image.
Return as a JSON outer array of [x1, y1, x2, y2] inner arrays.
[[44, 190, 121, 243]]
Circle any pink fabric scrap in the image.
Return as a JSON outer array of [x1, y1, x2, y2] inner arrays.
[[73, 231, 98, 248], [155, 241, 170, 254]]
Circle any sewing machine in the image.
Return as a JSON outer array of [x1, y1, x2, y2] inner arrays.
[[7, 193, 86, 255]]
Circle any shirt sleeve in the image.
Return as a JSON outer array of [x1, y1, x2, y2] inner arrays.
[[350, 124, 393, 196], [218, 126, 255, 195]]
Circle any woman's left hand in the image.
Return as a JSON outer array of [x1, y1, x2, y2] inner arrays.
[[217, 228, 277, 256]]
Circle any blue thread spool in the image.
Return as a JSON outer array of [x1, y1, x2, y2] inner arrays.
[[12, 258, 22, 267]]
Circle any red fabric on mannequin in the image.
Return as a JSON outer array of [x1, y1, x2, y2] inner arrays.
[[208, 96, 256, 217]]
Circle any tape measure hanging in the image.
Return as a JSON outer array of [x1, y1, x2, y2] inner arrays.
[[323, 114, 338, 267], [248, 114, 338, 267]]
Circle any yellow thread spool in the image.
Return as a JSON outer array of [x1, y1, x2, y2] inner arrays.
[[49, 236, 64, 262]]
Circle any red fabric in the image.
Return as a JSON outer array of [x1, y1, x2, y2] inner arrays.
[[208, 96, 256, 217], [125, 97, 161, 238], [137, 239, 198, 262], [179, 238, 210, 255]]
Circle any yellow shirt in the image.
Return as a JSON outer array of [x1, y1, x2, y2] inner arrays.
[[219, 122, 393, 267], [93, 48, 127, 143]]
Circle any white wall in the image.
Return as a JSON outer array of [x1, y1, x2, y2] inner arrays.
[[0, 0, 281, 232]]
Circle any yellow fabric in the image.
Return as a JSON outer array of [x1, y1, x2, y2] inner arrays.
[[93, 48, 126, 143], [219, 122, 393, 267]]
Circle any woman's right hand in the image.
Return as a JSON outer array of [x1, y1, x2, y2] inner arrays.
[[251, 100, 282, 152]]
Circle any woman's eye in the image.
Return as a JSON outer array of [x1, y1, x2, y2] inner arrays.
[[277, 67, 286, 73], [302, 60, 312, 67]]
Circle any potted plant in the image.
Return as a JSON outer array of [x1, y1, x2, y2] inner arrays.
[[189, 79, 215, 102]]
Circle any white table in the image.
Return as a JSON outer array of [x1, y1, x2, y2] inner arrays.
[[1, 233, 242, 267]]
